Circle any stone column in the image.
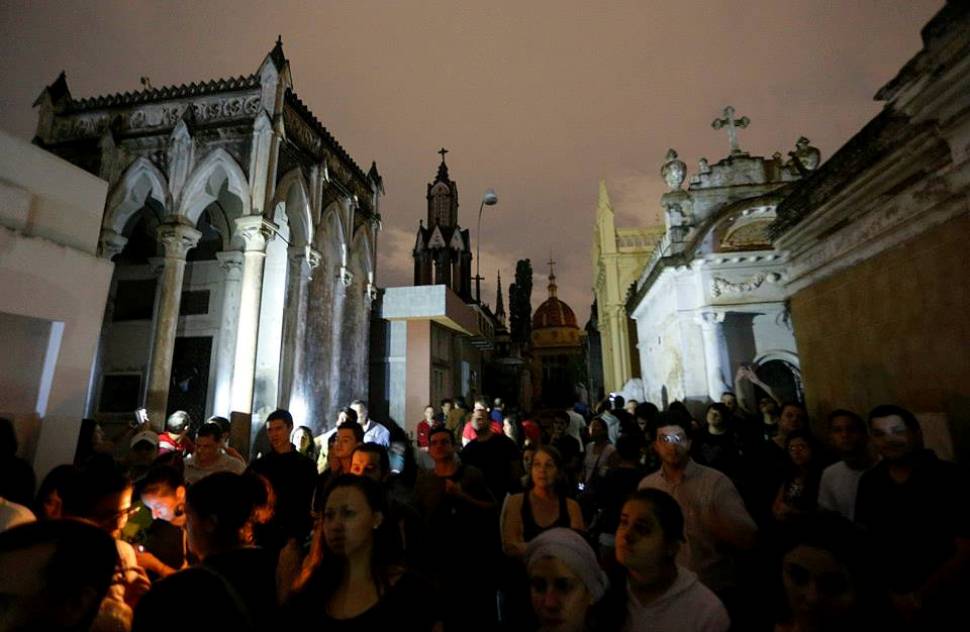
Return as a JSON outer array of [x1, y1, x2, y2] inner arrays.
[[327, 265, 353, 417], [212, 251, 244, 417], [229, 215, 276, 414], [85, 229, 129, 416], [279, 246, 320, 411], [145, 222, 201, 428], [696, 311, 731, 401]]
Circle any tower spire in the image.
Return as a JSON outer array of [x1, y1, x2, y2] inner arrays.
[[496, 270, 506, 324], [434, 147, 450, 183], [547, 257, 558, 298]]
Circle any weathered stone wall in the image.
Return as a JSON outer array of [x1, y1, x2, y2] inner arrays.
[[790, 212, 970, 459]]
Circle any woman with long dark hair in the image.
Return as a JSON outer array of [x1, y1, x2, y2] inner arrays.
[[772, 430, 824, 524], [285, 474, 441, 629]]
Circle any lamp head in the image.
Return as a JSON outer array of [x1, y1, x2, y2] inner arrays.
[[482, 188, 498, 206]]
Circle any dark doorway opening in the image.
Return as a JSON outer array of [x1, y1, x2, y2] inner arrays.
[[166, 336, 213, 429]]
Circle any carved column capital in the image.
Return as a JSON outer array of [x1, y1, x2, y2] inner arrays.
[[216, 250, 245, 279], [98, 228, 128, 260], [337, 266, 354, 287], [288, 245, 321, 269], [695, 310, 726, 327], [288, 245, 322, 280], [156, 222, 202, 260], [233, 215, 277, 252]]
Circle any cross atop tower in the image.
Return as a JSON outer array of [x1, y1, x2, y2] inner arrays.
[[711, 106, 750, 155], [438, 147, 448, 163], [547, 257, 556, 279]]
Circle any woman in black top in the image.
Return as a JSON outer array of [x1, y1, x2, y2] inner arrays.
[[502, 446, 585, 557], [286, 475, 441, 630], [500, 446, 584, 628]]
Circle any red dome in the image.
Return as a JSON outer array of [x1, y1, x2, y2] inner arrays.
[[532, 296, 579, 330]]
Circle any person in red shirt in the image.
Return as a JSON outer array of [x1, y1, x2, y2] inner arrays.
[[157, 411, 194, 457], [415, 404, 438, 450], [461, 399, 502, 446], [520, 418, 542, 447]]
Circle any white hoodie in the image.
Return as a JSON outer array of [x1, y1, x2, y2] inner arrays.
[[624, 565, 730, 632]]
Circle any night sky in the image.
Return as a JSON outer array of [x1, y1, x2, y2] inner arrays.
[[0, 0, 942, 322]]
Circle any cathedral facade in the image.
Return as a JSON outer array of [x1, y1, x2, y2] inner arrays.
[[591, 180, 665, 396], [33, 41, 383, 442]]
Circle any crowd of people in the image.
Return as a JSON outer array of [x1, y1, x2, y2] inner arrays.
[[0, 390, 967, 631]]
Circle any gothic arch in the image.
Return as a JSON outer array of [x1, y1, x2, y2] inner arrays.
[[105, 157, 170, 235], [351, 225, 375, 280], [318, 200, 348, 255], [273, 168, 313, 248], [177, 148, 252, 223]]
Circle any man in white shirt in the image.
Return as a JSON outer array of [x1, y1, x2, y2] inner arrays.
[[351, 400, 390, 447], [817, 409, 876, 521], [638, 413, 758, 596], [565, 406, 586, 453], [184, 423, 246, 485]]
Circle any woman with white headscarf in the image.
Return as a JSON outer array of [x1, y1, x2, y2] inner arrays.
[[525, 528, 608, 632]]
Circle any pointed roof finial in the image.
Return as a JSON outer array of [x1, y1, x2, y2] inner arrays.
[[547, 257, 558, 298], [434, 147, 450, 183], [267, 35, 287, 71]]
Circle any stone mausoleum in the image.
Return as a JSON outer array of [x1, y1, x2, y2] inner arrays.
[[32, 40, 384, 445], [627, 108, 819, 411]]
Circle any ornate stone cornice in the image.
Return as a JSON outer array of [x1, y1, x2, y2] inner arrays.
[[156, 222, 201, 259], [68, 75, 260, 112], [49, 93, 262, 142]]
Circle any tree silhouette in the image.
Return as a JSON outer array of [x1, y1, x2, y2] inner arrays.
[[509, 258, 533, 344]]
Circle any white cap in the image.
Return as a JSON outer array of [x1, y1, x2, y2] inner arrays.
[[130, 430, 159, 449]]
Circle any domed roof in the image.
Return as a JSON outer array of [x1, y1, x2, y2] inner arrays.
[[533, 296, 578, 330], [532, 261, 578, 330]]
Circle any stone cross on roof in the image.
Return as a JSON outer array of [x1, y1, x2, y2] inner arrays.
[[711, 106, 750, 155], [438, 147, 448, 162]]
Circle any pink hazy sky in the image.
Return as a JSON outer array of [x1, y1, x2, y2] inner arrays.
[[0, 0, 942, 322]]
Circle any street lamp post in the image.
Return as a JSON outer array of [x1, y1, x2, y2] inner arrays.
[[475, 188, 498, 303]]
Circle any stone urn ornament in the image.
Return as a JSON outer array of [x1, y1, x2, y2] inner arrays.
[[661, 148, 687, 190]]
